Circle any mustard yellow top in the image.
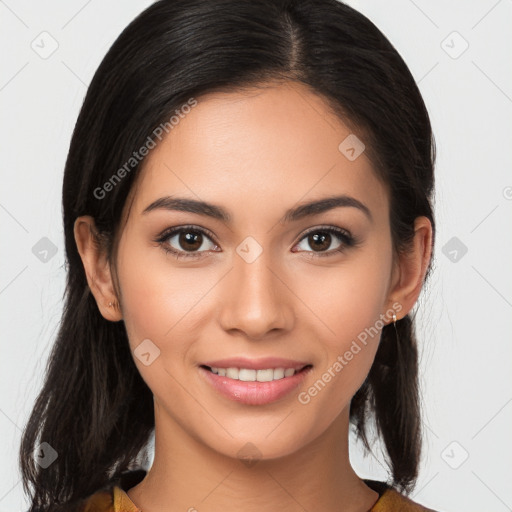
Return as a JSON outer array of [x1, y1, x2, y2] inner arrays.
[[81, 470, 437, 511]]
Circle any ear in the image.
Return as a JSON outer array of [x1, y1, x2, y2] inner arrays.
[[73, 216, 123, 322], [385, 216, 433, 320]]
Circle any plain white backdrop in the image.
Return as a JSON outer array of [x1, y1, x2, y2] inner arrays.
[[1, 1, 511, 511]]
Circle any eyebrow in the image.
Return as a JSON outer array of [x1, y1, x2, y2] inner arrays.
[[142, 194, 372, 223]]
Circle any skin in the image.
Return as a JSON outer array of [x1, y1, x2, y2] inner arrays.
[[75, 81, 432, 512]]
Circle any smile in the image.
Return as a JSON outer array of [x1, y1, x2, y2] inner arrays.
[[199, 364, 313, 405]]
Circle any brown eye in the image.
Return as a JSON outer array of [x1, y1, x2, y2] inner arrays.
[[306, 232, 332, 252], [156, 226, 219, 259], [166, 229, 216, 253], [177, 230, 204, 251], [293, 227, 356, 256]]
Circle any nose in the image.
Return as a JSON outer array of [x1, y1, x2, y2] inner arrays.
[[218, 250, 294, 340]]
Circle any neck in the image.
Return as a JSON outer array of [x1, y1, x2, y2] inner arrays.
[[127, 404, 378, 512]]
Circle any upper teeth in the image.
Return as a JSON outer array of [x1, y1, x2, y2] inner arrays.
[[210, 367, 297, 382]]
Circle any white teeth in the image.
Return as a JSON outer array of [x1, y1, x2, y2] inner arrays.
[[239, 368, 256, 381], [226, 367, 239, 379], [273, 368, 285, 380], [255, 369, 273, 382], [209, 366, 299, 381]]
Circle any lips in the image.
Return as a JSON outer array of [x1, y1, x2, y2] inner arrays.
[[198, 357, 313, 405]]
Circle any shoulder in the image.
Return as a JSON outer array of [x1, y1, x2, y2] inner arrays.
[[81, 469, 146, 512], [81, 488, 114, 512], [370, 485, 437, 512], [81, 485, 141, 512], [365, 479, 437, 511]]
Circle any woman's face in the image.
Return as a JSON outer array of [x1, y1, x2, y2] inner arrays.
[[114, 81, 401, 460]]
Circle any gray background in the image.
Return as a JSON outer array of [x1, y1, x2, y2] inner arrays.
[[1, 1, 511, 511]]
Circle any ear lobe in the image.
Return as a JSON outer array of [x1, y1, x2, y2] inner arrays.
[[73, 216, 123, 322], [387, 216, 433, 319]]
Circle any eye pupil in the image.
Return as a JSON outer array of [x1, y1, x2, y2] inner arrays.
[[180, 231, 202, 250], [309, 232, 331, 251]]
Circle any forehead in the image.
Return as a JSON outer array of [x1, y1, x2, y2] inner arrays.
[[126, 81, 389, 225]]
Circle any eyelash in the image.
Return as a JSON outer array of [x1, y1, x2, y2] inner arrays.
[[154, 225, 360, 260]]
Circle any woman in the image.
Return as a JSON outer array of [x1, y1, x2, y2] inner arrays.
[[19, 0, 437, 510]]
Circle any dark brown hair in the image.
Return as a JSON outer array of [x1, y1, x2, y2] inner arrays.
[[19, 0, 435, 509]]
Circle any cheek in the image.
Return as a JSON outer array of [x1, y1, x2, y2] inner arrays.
[[293, 248, 391, 404], [296, 250, 391, 345], [116, 253, 199, 398], [116, 244, 217, 361]]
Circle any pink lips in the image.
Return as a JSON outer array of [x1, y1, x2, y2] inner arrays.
[[198, 357, 312, 406]]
